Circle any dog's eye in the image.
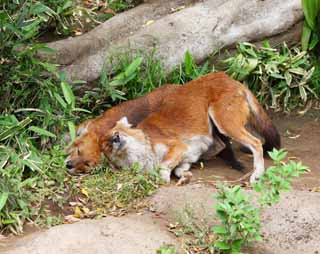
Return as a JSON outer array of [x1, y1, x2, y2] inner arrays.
[[111, 132, 121, 144]]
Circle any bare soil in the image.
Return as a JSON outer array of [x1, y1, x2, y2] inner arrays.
[[2, 112, 320, 254]]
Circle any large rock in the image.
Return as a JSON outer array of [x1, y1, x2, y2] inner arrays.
[[2, 214, 178, 254], [43, 0, 303, 83]]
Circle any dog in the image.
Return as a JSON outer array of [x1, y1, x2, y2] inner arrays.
[[103, 72, 280, 184], [65, 81, 243, 175]]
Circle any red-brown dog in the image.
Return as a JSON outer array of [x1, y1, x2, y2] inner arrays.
[[103, 72, 280, 184]]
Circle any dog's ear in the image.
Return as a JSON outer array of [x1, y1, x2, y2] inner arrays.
[[117, 117, 132, 128], [77, 121, 91, 136]]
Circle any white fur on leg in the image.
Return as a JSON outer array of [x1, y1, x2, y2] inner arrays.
[[160, 168, 171, 184], [174, 163, 191, 178], [248, 145, 265, 184]]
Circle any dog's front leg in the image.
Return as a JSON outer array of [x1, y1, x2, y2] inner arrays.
[[159, 141, 187, 184]]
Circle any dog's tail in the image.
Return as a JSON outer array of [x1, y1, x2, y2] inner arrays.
[[246, 90, 281, 153]]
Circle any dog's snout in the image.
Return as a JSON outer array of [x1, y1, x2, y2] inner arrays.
[[66, 160, 73, 169], [112, 133, 120, 143]]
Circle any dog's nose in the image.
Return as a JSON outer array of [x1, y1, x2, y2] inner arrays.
[[66, 160, 73, 169], [112, 134, 120, 144]]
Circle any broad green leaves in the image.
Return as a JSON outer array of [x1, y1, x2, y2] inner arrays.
[[214, 149, 307, 253], [301, 0, 320, 51], [254, 149, 308, 206], [101, 56, 143, 101], [213, 184, 261, 253], [225, 42, 316, 110]]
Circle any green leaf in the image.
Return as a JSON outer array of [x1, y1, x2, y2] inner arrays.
[[62, 0, 73, 11], [184, 51, 194, 76], [124, 57, 143, 77], [68, 121, 76, 141], [2, 219, 16, 225], [301, 21, 312, 51], [72, 108, 91, 114], [309, 32, 320, 50], [231, 239, 243, 252], [28, 126, 56, 138], [215, 240, 230, 250], [302, 0, 320, 30], [299, 85, 308, 103], [0, 117, 32, 141], [54, 92, 67, 109], [61, 81, 75, 107], [0, 192, 9, 211], [213, 225, 228, 234]]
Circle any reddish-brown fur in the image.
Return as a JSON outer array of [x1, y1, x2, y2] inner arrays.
[[65, 84, 180, 174], [66, 72, 280, 180], [103, 72, 280, 183]]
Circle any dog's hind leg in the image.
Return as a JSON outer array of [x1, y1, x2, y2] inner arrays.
[[210, 119, 244, 171], [216, 133, 244, 171], [209, 102, 264, 183]]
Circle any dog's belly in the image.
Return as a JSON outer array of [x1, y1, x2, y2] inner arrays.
[[182, 135, 213, 163]]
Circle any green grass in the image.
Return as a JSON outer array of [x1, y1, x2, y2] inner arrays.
[[81, 165, 162, 216]]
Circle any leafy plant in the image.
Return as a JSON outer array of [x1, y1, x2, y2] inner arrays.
[[213, 185, 261, 254], [212, 149, 307, 253], [253, 149, 308, 206], [224, 42, 317, 110], [301, 0, 320, 51], [81, 50, 166, 113], [0, 0, 93, 233], [169, 50, 210, 84]]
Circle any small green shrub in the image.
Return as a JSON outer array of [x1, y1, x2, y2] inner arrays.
[[213, 185, 261, 254], [224, 42, 317, 110], [0, 0, 138, 38], [213, 149, 307, 254], [253, 149, 308, 206]]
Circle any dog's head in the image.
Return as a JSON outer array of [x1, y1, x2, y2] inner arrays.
[[102, 117, 148, 159], [65, 121, 101, 175]]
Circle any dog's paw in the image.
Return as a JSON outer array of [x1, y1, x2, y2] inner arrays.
[[231, 161, 245, 172], [249, 170, 263, 184], [176, 171, 193, 186]]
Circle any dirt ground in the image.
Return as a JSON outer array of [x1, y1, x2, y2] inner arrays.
[[2, 112, 320, 254]]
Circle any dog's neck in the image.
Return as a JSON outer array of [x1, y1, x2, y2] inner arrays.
[[111, 131, 159, 171]]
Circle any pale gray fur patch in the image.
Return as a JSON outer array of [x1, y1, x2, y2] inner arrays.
[[182, 135, 213, 164], [244, 143, 265, 184], [110, 133, 158, 171]]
